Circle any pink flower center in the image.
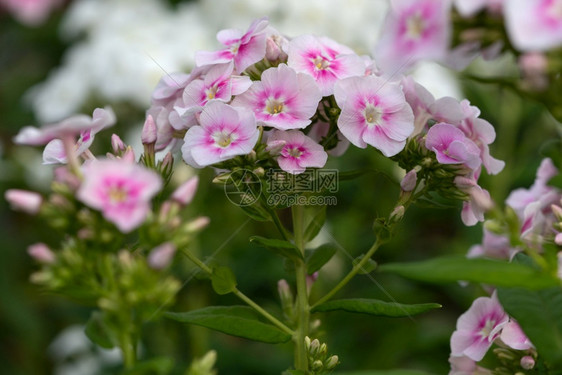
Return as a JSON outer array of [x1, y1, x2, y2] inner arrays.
[[266, 98, 285, 114], [364, 104, 383, 126], [206, 87, 217, 100], [285, 146, 304, 159], [230, 42, 241, 55], [108, 186, 128, 204], [212, 130, 236, 148], [479, 318, 496, 340], [313, 56, 330, 70], [406, 12, 426, 40]]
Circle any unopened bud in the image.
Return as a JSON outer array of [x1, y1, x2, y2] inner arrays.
[[306, 272, 318, 294], [253, 167, 265, 177], [213, 172, 232, 184], [552, 204, 562, 221], [5, 189, 42, 215], [309, 339, 320, 356], [141, 115, 157, 145], [389, 205, 405, 223], [184, 216, 210, 232], [400, 169, 417, 192], [319, 343, 327, 357], [265, 140, 286, 155], [304, 336, 311, 351], [278, 279, 292, 301], [265, 35, 288, 62], [556, 233, 562, 246], [172, 176, 199, 206], [111, 134, 126, 154], [161, 152, 174, 174], [148, 242, 176, 270], [520, 355, 535, 370], [311, 360, 323, 371], [325, 355, 339, 370], [122, 146, 136, 163], [247, 150, 257, 162], [27, 243, 55, 264]]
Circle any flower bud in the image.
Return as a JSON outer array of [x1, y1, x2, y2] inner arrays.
[[122, 146, 136, 163], [265, 140, 286, 156], [141, 115, 157, 145], [309, 339, 320, 356], [5, 189, 42, 215], [183, 216, 210, 233], [319, 343, 327, 357], [172, 176, 199, 206], [552, 204, 562, 221], [306, 272, 318, 294], [111, 134, 126, 154], [148, 242, 176, 270], [556, 233, 562, 246], [265, 35, 288, 62], [311, 360, 323, 371], [160, 152, 174, 175], [520, 355, 535, 370], [304, 336, 311, 351], [325, 355, 339, 370], [253, 167, 265, 177], [400, 169, 417, 192], [212, 172, 232, 184], [27, 243, 55, 264], [389, 205, 405, 223]]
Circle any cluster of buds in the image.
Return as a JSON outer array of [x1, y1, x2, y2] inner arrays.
[[304, 336, 339, 374]]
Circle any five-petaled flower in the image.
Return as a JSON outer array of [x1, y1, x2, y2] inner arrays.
[[267, 130, 328, 174]]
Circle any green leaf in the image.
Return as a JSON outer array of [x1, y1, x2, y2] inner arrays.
[[303, 205, 326, 242], [540, 139, 562, 170], [352, 254, 378, 274], [239, 204, 272, 222], [84, 311, 115, 349], [122, 357, 174, 375], [306, 243, 337, 274], [211, 266, 237, 295], [250, 236, 303, 261], [379, 255, 560, 289], [311, 298, 441, 317], [165, 306, 292, 344], [497, 287, 562, 368], [282, 371, 306, 375]]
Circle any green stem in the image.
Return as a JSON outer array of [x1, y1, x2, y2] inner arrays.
[[119, 329, 137, 369], [311, 239, 382, 310], [180, 249, 294, 336], [292, 204, 309, 372]]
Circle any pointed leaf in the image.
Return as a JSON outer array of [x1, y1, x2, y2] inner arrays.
[[304, 205, 326, 242], [497, 287, 562, 368], [312, 298, 441, 317], [85, 311, 115, 349], [165, 306, 291, 344], [122, 357, 174, 375], [306, 243, 337, 274], [239, 204, 272, 222], [379, 256, 559, 289], [250, 236, 303, 261], [211, 266, 237, 295]]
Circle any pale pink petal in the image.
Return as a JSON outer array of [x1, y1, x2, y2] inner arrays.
[[43, 139, 67, 164], [501, 320, 533, 350]]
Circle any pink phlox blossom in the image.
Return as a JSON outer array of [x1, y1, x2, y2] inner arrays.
[[76, 159, 162, 233], [27, 243, 55, 264], [455, 0, 504, 17], [267, 130, 328, 175], [504, 0, 562, 51], [286, 34, 365, 96], [455, 175, 493, 226], [448, 355, 492, 375], [506, 158, 559, 219], [195, 17, 269, 72], [456, 100, 504, 175], [148, 242, 176, 270], [334, 75, 414, 157], [0, 0, 62, 26], [14, 107, 115, 146], [500, 319, 533, 350], [171, 176, 199, 206], [307, 121, 350, 157], [450, 292, 509, 361], [468, 228, 516, 260], [265, 32, 289, 63], [42, 108, 116, 164], [181, 101, 259, 168], [425, 123, 482, 170], [5, 189, 42, 215], [232, 64, 322, 130], [374, 0, 452, 73], [401, 169, 418, 192], [174, 62, 252, 130]]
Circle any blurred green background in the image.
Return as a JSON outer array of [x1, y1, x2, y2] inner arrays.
[[1, 1, 561, 374]]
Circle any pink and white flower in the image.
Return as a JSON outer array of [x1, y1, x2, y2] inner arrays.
[[171, 176, 199, 206], [195, 17, 269, 72], [267, 130, 328, 174], [232, 64, 322, 130], [286, 35, 365, 96], [374, 0, 452, 73], [76, 159, 162, 233], [148, 242, 176, 270], [450, 293, 509, 361], [455, 175, 494, 226], [0, 0, 62, 26], [181, 101, 259, 168], [468, 228, 515, 260], [500, 319, 533, 350], [334, 75, 414, 157], [425, 123, 482, 170], [504, 0, 562, 51]]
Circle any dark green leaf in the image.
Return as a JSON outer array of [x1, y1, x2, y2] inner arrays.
[[379, 255, 559, 289], [250, 236, 303, 261], [497, 287, 562, 368], [84, 312, 115, 349], [352, 254, 378, 274], [312, 298, 441, 317], [122, 357, 174, 375], [166, 306, 292, 344], [211, 266, 237, 295], [306, 243, 337, 274], [239, 204, 272, 222], [303, 205, 326, 242], [539, 139, 562, 170]]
